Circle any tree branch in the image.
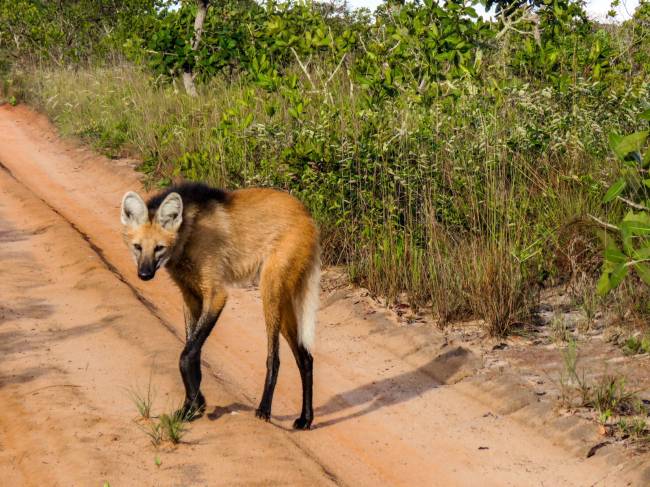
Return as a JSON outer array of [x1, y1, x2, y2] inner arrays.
[[291, 47, 316, 91], [616, 196, 650, 212], [588, 214, 619, 232]]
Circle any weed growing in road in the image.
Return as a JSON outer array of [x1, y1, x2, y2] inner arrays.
[[128, 384, 155, 420], [127, 364, 191, 446], [139, 406, 191, 446], [127, 364, 156, 419], [136, 398, 195, 446], [159, 409, 188, 445], [142, 418, 164, 446]]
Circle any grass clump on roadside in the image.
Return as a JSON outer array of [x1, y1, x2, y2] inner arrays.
[[558, 340, 650, 443], [623, 335, 650, 356]]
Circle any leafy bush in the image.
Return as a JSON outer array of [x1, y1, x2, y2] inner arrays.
[[597, 112, 650, 295], [6, 0, 650, 334], [0, 0, 161, 66]]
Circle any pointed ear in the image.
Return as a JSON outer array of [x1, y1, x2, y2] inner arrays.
[[155, 192, 183, 231], [121, 191, 148, 227]]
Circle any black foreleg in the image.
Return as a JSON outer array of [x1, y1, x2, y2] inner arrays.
[[178, 296, 225, 419]]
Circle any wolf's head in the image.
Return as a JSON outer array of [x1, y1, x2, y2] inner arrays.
[[120, 191, 183, 281]]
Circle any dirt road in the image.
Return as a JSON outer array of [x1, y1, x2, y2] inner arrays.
[[0, 105, 645, 486]]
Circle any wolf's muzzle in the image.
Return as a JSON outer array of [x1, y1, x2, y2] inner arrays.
[[138, 260, 157, 281]]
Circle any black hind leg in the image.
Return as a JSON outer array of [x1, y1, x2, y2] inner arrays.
[[292, 345, 313, 430], [256, 328, 280, 421]]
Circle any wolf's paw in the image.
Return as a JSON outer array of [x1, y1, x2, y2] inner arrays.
[[178, 394, 206, 421], [292, 416, 312, 430], [255, 407, 271, 422]]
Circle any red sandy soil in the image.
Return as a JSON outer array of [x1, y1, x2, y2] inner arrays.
[[0, 104, 648, 486]]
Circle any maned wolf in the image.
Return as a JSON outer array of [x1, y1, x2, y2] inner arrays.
[[120, 182, 320, 429]]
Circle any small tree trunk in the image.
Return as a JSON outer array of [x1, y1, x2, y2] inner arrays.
[[183, 0, 209, 97], [182, 71, 198, 97]]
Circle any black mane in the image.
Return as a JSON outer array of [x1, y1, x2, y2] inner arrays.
[[147, 182, 230, 216]]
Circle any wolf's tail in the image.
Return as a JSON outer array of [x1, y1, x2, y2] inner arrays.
[[293, 246, 320, 353]]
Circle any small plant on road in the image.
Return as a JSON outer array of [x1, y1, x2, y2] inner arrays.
[[143, 418, 164, 446], [159, 409, 188, 445], [140, 405, 192, 446], [128, 384, 155, 420], [127, 362, 157, 420]]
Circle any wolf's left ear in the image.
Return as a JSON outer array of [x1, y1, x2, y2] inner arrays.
[[156, 192, 183, 231], [121, 191, 148, 227]]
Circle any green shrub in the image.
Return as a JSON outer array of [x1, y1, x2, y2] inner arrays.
[[7, 0, 650, 334]]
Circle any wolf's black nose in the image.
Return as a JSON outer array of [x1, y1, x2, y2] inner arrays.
[[138, 269, 155, 281]]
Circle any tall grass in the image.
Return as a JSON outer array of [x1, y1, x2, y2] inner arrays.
[[10, 62, 648, 335]]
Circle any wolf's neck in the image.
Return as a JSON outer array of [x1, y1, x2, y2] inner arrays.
[[167, 206, 199, 266]]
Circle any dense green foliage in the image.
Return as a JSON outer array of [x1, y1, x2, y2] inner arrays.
[[0, 0, 161, 68], [3, 0, 650, 334], [598, 113, 650, 295]]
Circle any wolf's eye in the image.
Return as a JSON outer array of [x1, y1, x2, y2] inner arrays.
[[133, 244, 142, 252], [154, 245, 165, 253]]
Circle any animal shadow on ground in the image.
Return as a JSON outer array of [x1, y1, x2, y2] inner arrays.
[[207, 402, 254, 421], [291, 346, 474, 429]]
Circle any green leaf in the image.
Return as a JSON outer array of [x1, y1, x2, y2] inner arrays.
[[640, 109, 650, 121], [622, 210, 650, 224], [632, 245, 650, 260], [611, 131, 648, 160], [597, 262, 629, 295], [603, 178, 626, 203], [634, 262, 650, 286], [596, 270, 612, 296], [609, 133, 623, 154], [611, 262, 629, 288], [621, 215, 650, 236], [604, 241, 627, 264]]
